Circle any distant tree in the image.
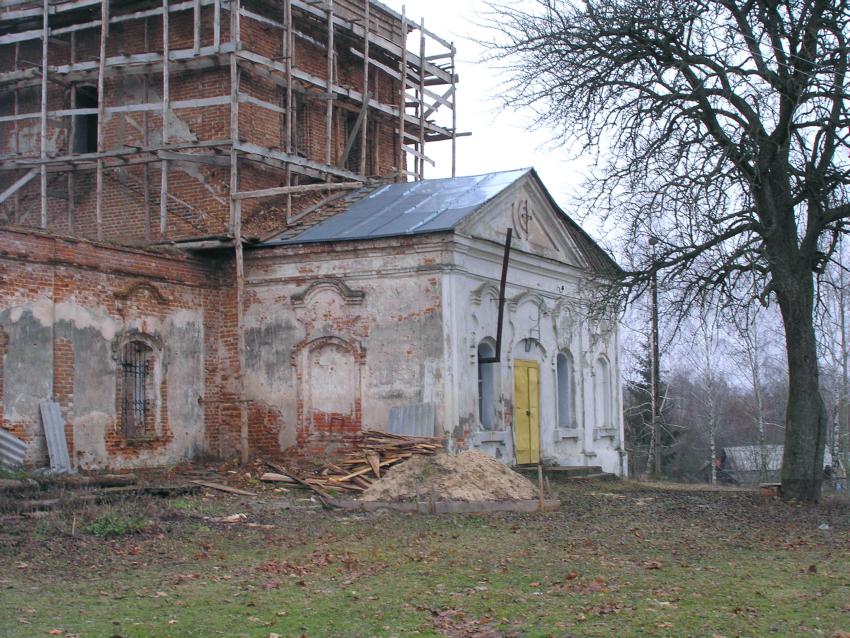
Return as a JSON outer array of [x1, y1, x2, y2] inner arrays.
[[624, 336, 677, 476], [486, 0, 850, 500]]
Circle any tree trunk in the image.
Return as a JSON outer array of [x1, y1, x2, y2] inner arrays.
[[777, 265, 828, 501]]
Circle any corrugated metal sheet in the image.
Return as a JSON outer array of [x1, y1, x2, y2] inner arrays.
[[270, 169, 530, 245], [40, 399, 72, 474], [0, 428, 27, 468], [388, 402, 436, 437]]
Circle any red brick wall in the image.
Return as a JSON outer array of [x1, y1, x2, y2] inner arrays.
[[0, 4, 405, 244], [0, 227, 229, 469]]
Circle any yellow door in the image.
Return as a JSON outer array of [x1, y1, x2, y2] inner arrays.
[[514, 359, 540, 464]]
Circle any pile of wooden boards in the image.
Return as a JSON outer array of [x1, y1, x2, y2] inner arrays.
[[283, 430, 443, 495]]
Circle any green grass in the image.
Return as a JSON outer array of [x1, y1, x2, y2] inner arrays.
[[83, 509, 147, 538], [1, 481, 849, 637]]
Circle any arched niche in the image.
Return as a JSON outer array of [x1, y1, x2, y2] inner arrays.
[[292, 336, 365, 435]]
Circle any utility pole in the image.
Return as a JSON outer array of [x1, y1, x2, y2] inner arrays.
[[649, 237, 662, 478]]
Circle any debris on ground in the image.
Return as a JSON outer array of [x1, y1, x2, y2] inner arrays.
[[259, 472, 294, 483], [0, 474, 200, 514], [209, 513, 249, 524], [276, 430, 444, 496], [189, 481, 256, 497], [360, 450, 540, 502]]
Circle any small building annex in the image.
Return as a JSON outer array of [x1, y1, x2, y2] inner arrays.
[[0, 0, 625, 475], [243, 168, 626, 473]]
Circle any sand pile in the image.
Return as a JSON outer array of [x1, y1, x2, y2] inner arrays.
[[359, 451, 539, 502]]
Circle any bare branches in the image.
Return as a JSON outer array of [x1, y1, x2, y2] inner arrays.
[[484, 0, 850, 319]]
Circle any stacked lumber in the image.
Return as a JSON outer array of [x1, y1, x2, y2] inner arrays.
[[298, 430, 443, 494]]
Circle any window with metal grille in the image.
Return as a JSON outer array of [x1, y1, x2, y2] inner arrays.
[[121, 340, 153, 438]]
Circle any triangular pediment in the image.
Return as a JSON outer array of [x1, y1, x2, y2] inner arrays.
[[457, 172, 590, 269]]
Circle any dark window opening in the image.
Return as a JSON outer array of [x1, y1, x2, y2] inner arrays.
[[344, 109, 362, 173], [557, 352, 574, 428], [121, 340, 153, 439], [72, 85, 98, 154], [478, 341, 497, 430]]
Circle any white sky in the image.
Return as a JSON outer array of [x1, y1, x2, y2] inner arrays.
[[382, 0, 593, 214]]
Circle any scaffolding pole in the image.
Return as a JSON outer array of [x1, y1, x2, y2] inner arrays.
[[396, 5, 406, 182], [324, 0, 333, 169], [417, 20, 425, 180], [284, 0, 292, 221], [67, 31, 75, 233], [95, 0, 109, 239], [358, 0, 369, 176], [39, 0, 48, 228], [228, 0, 249, 465], [160, 0, 170, 236]]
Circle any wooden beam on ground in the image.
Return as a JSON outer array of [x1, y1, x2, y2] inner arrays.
[[190, 480, 256, 496], [233, 180, 361, 200]]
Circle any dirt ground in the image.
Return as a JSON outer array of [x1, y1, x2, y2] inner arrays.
[[1, 475, 850, 637]]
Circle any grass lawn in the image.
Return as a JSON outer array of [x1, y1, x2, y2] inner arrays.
[[2, 479, 849, 637]]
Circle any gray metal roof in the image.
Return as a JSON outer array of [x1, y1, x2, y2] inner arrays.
[[268, 169, 530, 245]]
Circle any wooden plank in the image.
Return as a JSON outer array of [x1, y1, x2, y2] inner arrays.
[[365, 451, 380, 478], [236, 141, 363, 181], [157, 150, 231, 166], [233, 180, 361, 200], [259, 472, 295, 483], [0, 168, 36, 205], [190, 480, 256, 496], [339, 97, 367, 167]]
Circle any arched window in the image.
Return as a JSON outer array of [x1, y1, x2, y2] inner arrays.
[[557, 352, 575, 428], [120, 340, 155, 438], [595, 356, 611, 427], [477, 340, 497, 429]]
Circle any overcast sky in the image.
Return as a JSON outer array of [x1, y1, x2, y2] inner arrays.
[[382, 0, 593, 213]]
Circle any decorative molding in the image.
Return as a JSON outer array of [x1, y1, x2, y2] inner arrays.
[[507, 290, 548, 314], [111, 329, 164, 362], [290, 335, 366, 367], [469, 281, 500, 305], [114, 281, 169, 306], [290, 278, 365, 308]]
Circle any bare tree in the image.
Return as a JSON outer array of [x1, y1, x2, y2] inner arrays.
[[817, 238, 850, 476], [727, 302, 785, 483], [486, 0, 850, 501]]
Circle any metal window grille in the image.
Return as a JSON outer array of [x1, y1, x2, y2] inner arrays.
[[121, 341, 151, 438]]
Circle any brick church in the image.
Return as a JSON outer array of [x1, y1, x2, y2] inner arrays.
[[0, 0, 626, 475]]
